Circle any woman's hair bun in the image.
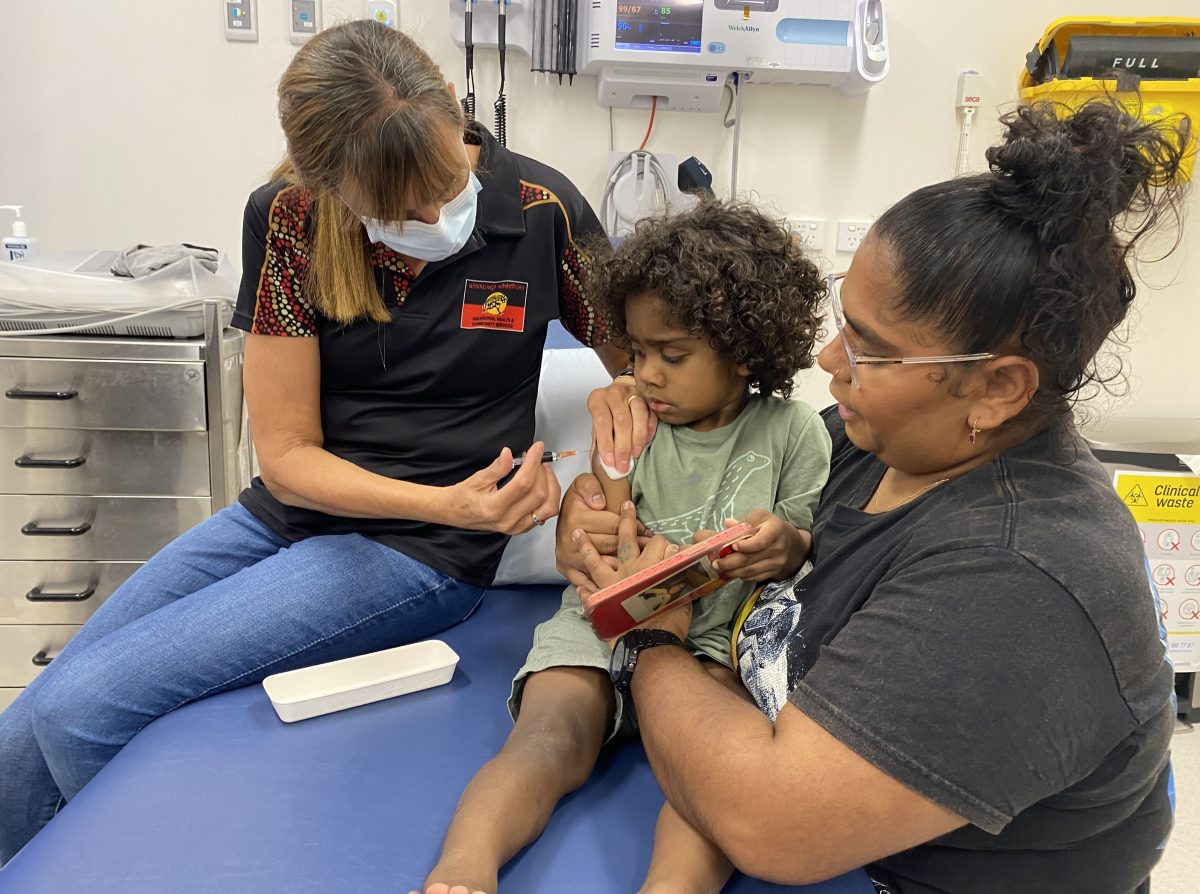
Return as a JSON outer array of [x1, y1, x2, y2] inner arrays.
[[984, 100, 1189, 247]]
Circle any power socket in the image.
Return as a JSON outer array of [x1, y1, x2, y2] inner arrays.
[[836, 220, 872, 254], [223, 0, 259, 41], [289, 0, 322, 44], [787, 218, 826, 255]]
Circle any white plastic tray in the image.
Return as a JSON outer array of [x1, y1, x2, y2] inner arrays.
[[262, 640, 460, 723]]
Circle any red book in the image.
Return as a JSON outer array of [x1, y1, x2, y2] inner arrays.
[[582, 523, 756, 640]]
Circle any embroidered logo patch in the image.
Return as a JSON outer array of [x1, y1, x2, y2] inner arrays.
[[460, 278, 529, 333]]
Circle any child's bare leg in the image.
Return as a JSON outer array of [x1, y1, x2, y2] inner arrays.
[[415, 666, 613, 894], [638, 801, 734, 894], [638, 660, 746, 894]]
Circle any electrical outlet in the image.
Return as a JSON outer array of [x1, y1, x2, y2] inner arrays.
[[223, 0, 259, 41], [787, 218, 826, 254], [836, 219, 872, 253], [289, 0, 322, 44]]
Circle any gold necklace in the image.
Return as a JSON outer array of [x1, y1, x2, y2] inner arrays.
[[867, 477, 950, 514]]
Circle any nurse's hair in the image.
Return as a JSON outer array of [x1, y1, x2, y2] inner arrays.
[[273, 20, 466, 323], [870, 100, 1190, 430], [593, 199, 825, 399]]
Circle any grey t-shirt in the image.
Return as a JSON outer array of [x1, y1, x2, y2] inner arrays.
[[738, 409, 1175, 893]]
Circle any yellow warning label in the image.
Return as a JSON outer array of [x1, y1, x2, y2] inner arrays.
[[1113, 471, 1200, 525]]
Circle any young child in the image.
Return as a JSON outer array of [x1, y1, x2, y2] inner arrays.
[[416, 200, 832, 894]]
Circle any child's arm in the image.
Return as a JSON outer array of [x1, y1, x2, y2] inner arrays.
[[710, 511, 812, 582], [591, 447, 633, 514]]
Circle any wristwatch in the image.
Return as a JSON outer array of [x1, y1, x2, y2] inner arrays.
[[609, 628, 685, 691]]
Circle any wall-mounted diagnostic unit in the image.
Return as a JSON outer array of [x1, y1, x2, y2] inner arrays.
[[289, 0, 323, 44], [223, 0, 259, 42], [580, 0, 889, 111]]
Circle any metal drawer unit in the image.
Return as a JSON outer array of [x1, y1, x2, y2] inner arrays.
[[0, 303, 245, 696]]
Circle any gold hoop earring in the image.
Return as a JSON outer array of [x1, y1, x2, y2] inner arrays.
[[968, 418, 981, 446], [834, 367, 843, 378]]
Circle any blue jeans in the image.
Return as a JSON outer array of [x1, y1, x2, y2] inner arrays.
[[0, 502, 484, 864]]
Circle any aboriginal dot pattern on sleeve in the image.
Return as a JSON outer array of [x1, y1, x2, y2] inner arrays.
[[521, 183, 551, 205], [250, 188, 319, 337], [560, 241, 605, 347], [251, 189, 419, 335], [519, 181, 606, 348]]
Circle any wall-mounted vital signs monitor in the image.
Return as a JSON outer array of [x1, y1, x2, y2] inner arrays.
[[580, 0, 890, 112], [614, 2, 705, 54]]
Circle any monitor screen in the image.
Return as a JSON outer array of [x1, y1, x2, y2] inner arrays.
[[615, 2, 704, 54]]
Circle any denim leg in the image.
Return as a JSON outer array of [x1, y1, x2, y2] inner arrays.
[[0, 503, 287, 865], [29, 532, 482, 802]]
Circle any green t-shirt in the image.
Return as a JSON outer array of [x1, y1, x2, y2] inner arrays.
[[629, 396, 832, 664]]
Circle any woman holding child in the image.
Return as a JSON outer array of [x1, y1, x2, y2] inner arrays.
[[558, 101, 1187, 894]]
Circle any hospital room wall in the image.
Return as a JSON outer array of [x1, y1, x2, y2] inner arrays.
[[0, 0, 1196, 424]]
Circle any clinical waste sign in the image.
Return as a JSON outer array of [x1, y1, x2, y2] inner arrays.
[[1118, 473, 1199, 523], [1115, 470, 1200, 672]]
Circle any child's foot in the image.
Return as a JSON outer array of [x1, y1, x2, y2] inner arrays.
[[410, 855, 498, 894]]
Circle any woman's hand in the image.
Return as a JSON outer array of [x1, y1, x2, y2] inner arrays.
[[555, 473, 650, 591], [707, 510, 813, 582], [588, 377, 658, 476], [573, 501, 693, 643], [441, 441, 561, 535]]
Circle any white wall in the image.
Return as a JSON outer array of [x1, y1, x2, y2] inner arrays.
[[1, 0, 1196, 427]]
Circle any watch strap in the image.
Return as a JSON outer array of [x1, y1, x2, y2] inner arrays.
[[612, 628, 685, 690]]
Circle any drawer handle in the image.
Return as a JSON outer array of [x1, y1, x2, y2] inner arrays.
[[32, 650, 57, 667], [15, 454, 87, 469], [21, 521, 92, 537], [27, 583, 97, 602], [5, 387, 78, 401]]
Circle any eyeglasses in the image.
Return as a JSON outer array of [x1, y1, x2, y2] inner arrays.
[[827, 272, 997, 389]]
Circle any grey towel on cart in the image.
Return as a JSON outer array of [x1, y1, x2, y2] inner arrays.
[[111, 243, 220, 278]]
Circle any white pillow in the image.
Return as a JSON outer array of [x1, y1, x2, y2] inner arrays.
[[492, 348, 611, 586]]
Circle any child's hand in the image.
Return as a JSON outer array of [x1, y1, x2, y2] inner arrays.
[[572, 501, 679, 601], [709, 510, 812, 582]]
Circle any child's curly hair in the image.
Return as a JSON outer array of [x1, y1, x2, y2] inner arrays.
[[591, 199, 825, 399]]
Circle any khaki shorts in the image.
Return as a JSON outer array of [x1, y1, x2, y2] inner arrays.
[[508, 585, 740, 741]]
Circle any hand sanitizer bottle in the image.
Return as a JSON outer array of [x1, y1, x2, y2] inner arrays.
[[1, 206, 39, 261]]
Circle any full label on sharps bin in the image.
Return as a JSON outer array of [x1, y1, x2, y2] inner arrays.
[[1114, 470, 1200, 672]]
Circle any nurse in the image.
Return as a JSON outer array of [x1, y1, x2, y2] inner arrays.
[[0, 19, 637, 862]]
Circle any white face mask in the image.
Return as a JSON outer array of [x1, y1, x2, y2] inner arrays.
[[361, 172, 482, 262]]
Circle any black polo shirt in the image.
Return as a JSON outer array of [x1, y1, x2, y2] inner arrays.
[[231, 125, 607, 586]]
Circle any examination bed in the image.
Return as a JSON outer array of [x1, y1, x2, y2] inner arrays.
[[0, 584, 873, 894]]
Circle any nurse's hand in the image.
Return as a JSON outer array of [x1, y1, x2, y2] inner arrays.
[[443, 442, 561, 535], [555, 473, 650, 592], [588, 376, 657, 477]]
